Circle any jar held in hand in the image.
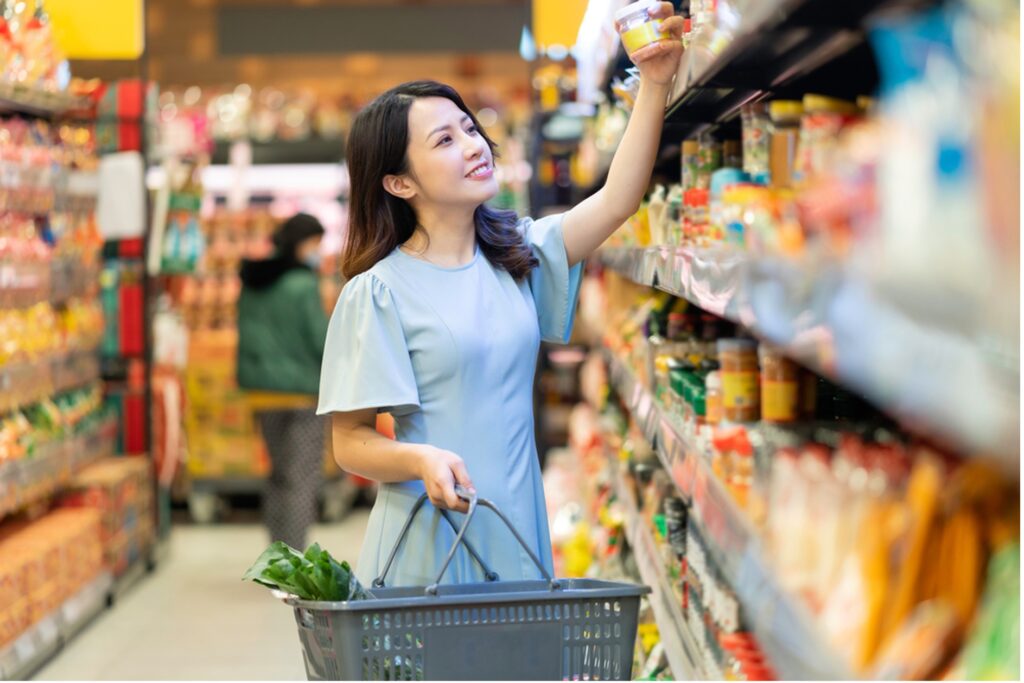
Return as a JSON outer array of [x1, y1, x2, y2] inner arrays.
[[615, 1, 672, 55]]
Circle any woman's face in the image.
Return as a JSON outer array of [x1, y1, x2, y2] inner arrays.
[[295, 235, 323, 263], [390, 96, 498, 209]]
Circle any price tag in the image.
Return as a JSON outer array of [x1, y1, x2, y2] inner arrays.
[[637, 392, 652, 427], [13, 634, 34, 663], [631, 383, 643, 413], [659, 419, 678, 464], [674, 252, 688, 295], [38, 617, 58, 644], [63, 594, 83, 624]]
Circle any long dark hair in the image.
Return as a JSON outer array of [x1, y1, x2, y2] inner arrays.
[[343, 80, 538, 280]]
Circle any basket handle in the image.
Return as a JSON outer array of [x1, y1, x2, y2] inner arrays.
[[374, 486, 560, 595], [372, 487, 498, 589]]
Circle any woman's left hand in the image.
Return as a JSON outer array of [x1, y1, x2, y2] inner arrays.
[[620, 2, 685, 86]]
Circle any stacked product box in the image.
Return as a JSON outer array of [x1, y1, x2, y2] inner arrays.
[[0, 509, 104, 647], [59, 457, 154, 577], [184, 329, 269, 479]]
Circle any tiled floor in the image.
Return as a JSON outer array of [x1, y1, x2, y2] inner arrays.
[[34, 510, 371, 681]]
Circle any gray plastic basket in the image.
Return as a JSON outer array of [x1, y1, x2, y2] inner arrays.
[[286, 487, 650, 681]]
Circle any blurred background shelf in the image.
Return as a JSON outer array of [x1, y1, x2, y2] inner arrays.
[[597, 246, 1019, 466]]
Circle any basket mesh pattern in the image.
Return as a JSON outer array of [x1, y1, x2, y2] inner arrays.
[[331, 602, 626, 679]]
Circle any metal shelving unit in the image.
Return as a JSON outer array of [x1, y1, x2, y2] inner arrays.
[[0, 416, 117, 520], [603, 349, 853, 680], [0, 85, 90, 120], [596, 246, 1018, 465], [0, 572, 113, 680]]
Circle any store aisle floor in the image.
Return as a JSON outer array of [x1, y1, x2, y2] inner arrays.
[[35, 510, 371, 681]]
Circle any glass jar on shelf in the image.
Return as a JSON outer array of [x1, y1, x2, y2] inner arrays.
[[717, 338, 760, 423]]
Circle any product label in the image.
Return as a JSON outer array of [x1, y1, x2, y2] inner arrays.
[[706, 395, 723, 424], [721, 371, 758, 408], [762, 380, 798, 421], [621, 22, 667, 54]]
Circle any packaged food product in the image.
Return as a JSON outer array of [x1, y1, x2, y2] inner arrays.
[[666, 184, 684, 245], [713, 427, 754, 508], [696, 133, 721, 189], [705, 370, 723, 425], [709, 168, 749, 243], [717, 339, 759, 422], [768, 100, 803, 189], [741, 102, 771, 183], [759, 345, 799, 423], [722, 139, 743, 169], [680, 188, 709, 245], [615, 1, 672, 55], [681, 139, 700, 192], [793, 94, 860, 184], [647, 185, 669, 245]]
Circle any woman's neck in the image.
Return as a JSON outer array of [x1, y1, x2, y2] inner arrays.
[[402, 204, 477, 267]]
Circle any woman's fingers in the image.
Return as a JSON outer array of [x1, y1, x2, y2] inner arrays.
[[658, 15, 685, 39], [451, 460, 475, 495], [630, 39, 678, 64], [648, 1, 676, 20]]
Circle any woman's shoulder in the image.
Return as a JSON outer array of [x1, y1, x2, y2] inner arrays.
[[339, 255, 405, 304]]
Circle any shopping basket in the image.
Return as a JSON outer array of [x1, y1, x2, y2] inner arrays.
[[285, 486, 650, 681]]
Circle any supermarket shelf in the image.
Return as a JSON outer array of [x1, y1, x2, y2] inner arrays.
[[0, 572, 113, 680], [0, 84, 90, 119], [664, 0, 932, 137], [604, 350, 853, 680], [0, 350, 102, 415], [210, 137, 345, 166], [58, 573, 113, 644], [596, 246, 1019, 464], [50, 261, 101, 306], [609, 456, 706, 681], [0, 416, 117, 520]]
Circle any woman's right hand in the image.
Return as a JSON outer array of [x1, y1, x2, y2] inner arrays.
[[416, 446, 475, 513]]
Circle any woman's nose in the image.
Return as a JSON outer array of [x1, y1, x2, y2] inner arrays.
[[463, 137, 485, 160]]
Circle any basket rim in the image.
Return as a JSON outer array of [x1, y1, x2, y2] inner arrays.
[[283, 577, 650, 612]]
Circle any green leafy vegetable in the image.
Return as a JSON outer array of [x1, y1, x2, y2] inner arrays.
[[243, 541, 375, 601]]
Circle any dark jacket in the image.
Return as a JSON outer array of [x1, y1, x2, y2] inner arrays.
[[236, 257, 329, 395]]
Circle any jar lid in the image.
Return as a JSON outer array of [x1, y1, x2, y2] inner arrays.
[[682, 140, 699, 153], [614, 0, 661, 23], [802, 93, 859, 116], [717, 338, 758, 353], [769, 100, 804, 122]]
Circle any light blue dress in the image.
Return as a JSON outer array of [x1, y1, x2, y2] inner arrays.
[[316, 213, 583, 588]]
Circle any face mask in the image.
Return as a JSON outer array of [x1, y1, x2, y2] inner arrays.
[[302, 251, 323, 271]]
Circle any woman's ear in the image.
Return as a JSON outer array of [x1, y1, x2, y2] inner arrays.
[[383, 174, 417, 200]]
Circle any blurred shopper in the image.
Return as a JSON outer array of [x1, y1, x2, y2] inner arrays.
[[316, 2, 684, 588], [237, 213, 329, 550]]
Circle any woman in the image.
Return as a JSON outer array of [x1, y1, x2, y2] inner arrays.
[[237, 212, 330, 550], [318, 5, 683, 587]]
